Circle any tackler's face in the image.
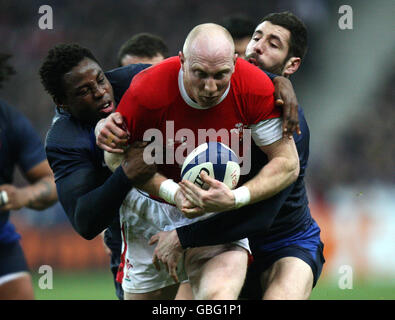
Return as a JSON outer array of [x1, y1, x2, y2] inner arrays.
[[61, 58, 115, 125], [245, 21, 290, 75]]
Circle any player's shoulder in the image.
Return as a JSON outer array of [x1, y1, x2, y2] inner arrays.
[[105, 64, 151, 104], [232, 58, 274, 95], [131, 56, 180, 86], [0, 99, 40, 140], [127, 56, 180, 107], [105, 63, 150, 82], [45, 112, 92, 149], [0, 99, 24, 125]]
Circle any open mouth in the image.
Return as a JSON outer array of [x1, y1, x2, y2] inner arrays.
[[100, 101, 113, 113]]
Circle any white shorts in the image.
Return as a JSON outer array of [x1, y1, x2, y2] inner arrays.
[[118, 188, 250, 294]]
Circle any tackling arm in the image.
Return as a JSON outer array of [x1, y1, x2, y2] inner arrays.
[[0, 160, 57, 211], [243, 135, 300, 204], [180, 135, 299, 215]]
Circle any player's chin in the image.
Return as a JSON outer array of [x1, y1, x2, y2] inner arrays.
[[199, 97, 219, 108]]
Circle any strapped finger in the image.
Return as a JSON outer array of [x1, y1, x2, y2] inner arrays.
[[275, 98, 284, 106], [110, 125, 129, 140], [106, 133, 115, 146], [97, 141, 125, 154]]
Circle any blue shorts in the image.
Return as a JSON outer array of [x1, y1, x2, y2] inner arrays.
[[0, 240, 30, 277], [240, 219, 325, 299]]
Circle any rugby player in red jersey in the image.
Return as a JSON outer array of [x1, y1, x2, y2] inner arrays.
[[98, 23, 299, 299]]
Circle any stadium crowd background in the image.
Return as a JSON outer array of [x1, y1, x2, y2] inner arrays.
[[1, 0, 394, 299]]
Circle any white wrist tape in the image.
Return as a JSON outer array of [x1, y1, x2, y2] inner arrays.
[[159, 179, 180, 205], [232, 186, 251, 209], [0, 190, 8, 207]]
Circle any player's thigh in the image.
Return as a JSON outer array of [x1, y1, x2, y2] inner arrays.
[[175, 282, 194, 300], [0, 240, 34, 300], [185, 244, 248, 300], [262, 256, 313, 300], [124, 283, 180, 300]]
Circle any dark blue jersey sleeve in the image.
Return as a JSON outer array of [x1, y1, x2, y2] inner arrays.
[[105, 64, 151, 104], [177, 185, 294, 247], [45, 114, 134, 239], [0, 100, 46, 175], [44, 64, 151, 240], [0, 100, 47, 241], [263, 70, 277, 81]]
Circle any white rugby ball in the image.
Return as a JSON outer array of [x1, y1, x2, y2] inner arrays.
[[181, 142, 240, 190], [104, 151, 124, 172]]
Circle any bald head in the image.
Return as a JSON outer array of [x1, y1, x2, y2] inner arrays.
[[183, 23, 235, 60], [179, 23, 237, 108]]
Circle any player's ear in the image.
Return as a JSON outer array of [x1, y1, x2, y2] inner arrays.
[[283, 57, 301, 77], [233, 53, 238, 63], [53, 96, 69, 112], [179, 51, 185, 63], [232, 53, 238, 73], [179, 51, 186, 71]]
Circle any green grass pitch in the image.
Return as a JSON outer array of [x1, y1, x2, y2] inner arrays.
[[31, 270, 395, 300]]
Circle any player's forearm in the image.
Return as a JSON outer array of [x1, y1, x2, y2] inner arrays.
[[243, 155, 299, 204], [136, 172, 167, 197], [21, 176, 57, 210], [177, 183, 293, 248], [239, 137, 300, 206], [72, 166, 134, 239]]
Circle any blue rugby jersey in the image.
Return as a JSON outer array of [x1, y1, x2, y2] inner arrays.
[[0, 99, 47, 243], [45, 63, 150, 241]]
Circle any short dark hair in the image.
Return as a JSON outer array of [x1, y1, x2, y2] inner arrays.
[[39, 43, 99, 102], [261, 11, 308, 60], [221, 15, 256, 40], [0, 53, 16, 88], [117, 33, 169, 66]]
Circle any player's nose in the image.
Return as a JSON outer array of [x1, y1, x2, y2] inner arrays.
[[204, 78, 217, 93], [253, 38, 265, 55], [254, 43, 264, 55], [93, 84, 106, 99]]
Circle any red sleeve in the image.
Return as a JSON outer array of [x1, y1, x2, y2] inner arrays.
[[115, 86, 162, 143], [115, 57, 179, 142], [233, 59, 281, 125]]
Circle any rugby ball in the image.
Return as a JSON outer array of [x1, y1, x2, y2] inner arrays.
[[104, 151, 124, 172], [181, 142, 240, 190]]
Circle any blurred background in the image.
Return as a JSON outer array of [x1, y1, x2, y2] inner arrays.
[[1, 0, 394, 299]]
